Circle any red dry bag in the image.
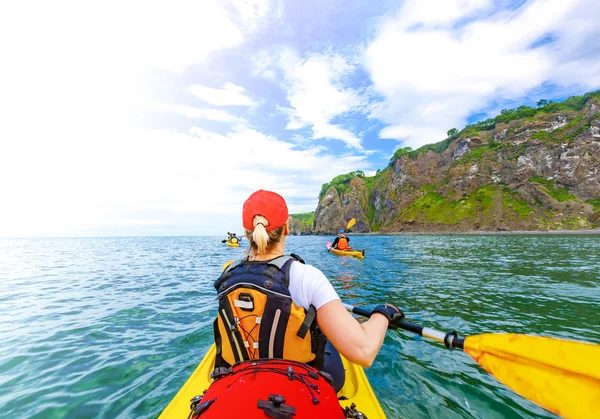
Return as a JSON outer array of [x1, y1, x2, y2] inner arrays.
[[188, 358, 345, 418]]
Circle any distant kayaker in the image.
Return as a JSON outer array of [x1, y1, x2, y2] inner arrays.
[[213, 189, 401, 385], [332, 229, 351, 250], [226, 232, 239, 244]]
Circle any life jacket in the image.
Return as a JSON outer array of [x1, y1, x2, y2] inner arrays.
[[188, 358, 344, 419], [213, 254, 326, 369], [337, 236, 350, 250], [229, 237, 238, 244]]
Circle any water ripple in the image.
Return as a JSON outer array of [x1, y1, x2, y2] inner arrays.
[[0, 235, 598, 418]]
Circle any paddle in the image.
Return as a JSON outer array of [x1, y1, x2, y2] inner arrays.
[[344, 303, 600, 419], [345, 218, 356, 232]]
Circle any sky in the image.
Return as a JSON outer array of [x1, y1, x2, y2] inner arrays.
[[1, 0, 600, 237]]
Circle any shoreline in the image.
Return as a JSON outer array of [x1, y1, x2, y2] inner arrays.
[[296, 229, 600, 236]]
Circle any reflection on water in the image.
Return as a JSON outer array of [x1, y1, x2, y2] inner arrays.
[[336, 271, 358, 294]]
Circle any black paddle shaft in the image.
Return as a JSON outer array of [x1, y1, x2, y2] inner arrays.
[[345, 304, 465, 350]]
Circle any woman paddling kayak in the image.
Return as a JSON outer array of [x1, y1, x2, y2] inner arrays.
[[219, 189, 400, 367], [170, 189, 402, 418]]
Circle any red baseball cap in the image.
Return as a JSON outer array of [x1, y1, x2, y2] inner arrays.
[[242, 190, 288, 232]]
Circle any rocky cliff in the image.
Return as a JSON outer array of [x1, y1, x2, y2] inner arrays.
[[288, 212, 313, 235], [290, 91, 600, 234]]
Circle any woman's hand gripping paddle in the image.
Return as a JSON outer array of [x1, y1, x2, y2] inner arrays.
[[344, 303, 600, 419]]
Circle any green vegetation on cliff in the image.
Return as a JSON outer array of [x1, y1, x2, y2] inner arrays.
[[389, 90, 600, 163], [319, 170, 367, 198], [389, 146, 413, 165], [587, 198, 600, 212], [460, 141, 503, 162], [530, 176, 579, 202], [392, 184, 534, 227], [536, 216, 592, 230], [389, 137, 455, 165], [530, 115, 590, 144], [313, 90, 600, 233], [289, 212, 314, 227], [461, 91, 599, 134], [501, 187, 535, 219]]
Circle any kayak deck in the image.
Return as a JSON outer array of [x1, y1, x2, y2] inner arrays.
[[225, 241, 240, 247], [159, 344, 385, 418], [330, 247, 365, 260]]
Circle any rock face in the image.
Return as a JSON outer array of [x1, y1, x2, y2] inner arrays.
[[288, 216, 312, 235], [313, 186, 345, 234], [307, 93, 600, 233]]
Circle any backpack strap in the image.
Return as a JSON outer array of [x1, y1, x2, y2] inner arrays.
[[214, 259, 244, 291], [266, 254, 304, 287], [297, 305, 317, 339], [267, 253, 305, 269], [290, 253, 305, 264], [213, 318, 227, 368], [223, 259, 244, 273], [266, 255, 294, 270]]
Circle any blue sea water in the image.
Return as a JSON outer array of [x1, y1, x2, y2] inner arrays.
[[1, 235, 599, 418]]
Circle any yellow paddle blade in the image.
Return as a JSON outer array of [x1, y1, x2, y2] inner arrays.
[[346, 218, 356, 230], [221, 260, 234, 272], [464, 334, 600, 419]]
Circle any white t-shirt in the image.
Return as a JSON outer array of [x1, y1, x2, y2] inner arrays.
[[288, 261, 340, 310]]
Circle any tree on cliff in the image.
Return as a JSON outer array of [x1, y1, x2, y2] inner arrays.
[[447, 128, 459, 138], [389, 146, 413, 165], [536, 99, 551, 108]]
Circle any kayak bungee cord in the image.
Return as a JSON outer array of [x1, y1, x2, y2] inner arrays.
[[234, 312, 261, 359]]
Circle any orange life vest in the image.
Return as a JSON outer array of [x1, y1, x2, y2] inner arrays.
[[337, 236, 350, 250]]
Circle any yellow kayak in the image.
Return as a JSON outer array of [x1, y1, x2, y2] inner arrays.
[[330, 247, 365, 260], [225, 241, 240, 247], [159, 344, 386, 418]]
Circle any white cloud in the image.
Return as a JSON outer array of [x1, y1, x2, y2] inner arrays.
[[188, 82, 256, 107], [393, 0, 493, 28], [0, 1, 246, 76], [232, 0, 271, 30], [148, 102, 245, 123], [1, 0, 326, 237], [365, 0, 600, 148], [0, 0, 261, 174], [277, 49, 364, 149], [252, 51, 278, 80], [0, 124, 370, 236], [290, 134, 311, 144]]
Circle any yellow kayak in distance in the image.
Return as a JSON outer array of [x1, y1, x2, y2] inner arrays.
[[159, 344, 386, 418], [331, 248, 365, 260], [225, 240, 240, 247], [327, 241, 365, 260]]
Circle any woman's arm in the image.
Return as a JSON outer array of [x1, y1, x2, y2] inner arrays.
[[316, 299, 388, 367]]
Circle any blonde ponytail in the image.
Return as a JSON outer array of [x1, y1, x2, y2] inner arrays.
[[245, 215, 286, 258], [251, 215, 270, 255]]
